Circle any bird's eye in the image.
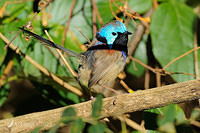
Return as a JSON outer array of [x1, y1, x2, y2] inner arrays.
[[112, 32, 117, 36]]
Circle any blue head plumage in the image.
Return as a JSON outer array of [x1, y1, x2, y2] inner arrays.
[[96, 20, 131, 49]]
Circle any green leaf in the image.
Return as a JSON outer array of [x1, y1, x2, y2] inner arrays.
[[88, 123, 106, 133], [70, 118, 84, 133], [96, 0, 119, 23], [145, 107, 165, 115], [0, 0, 6, 7], [156, 104, 177, 132], [3, 2, 30, 23], [148, 104, 186, 123], [31, 127, 41, 133], [92, 94, 103, 118], [145, 104, 185, 117], [0, 39, 7, 66], [66, 92, 80, 104], [145, 130, 162, 133], [62, 107, 76, 117], [128, 0, 153, 14], [62, 107, 76, 124], [132, 130, 162, 133], [157, 104, 176, 126], [190, 108, 200, 120], [145, 104, 186, 131], [0, 83, 10, 107], [47, 0, 73, 25], [157, 0, 169, 2], [48, 26, 81, 73], [150, 2, 196, 82], [3, 20, 31, 53], [176, 0, 187, 3], [175, 104, 186, 123], [48, 124, 59, 133], [48, 0, 93, 43]]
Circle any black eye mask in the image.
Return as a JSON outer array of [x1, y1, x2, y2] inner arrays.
[[96, 33, 107, 43]]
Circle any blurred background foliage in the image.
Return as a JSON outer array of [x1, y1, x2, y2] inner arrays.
[[0, 0, 200, 132]]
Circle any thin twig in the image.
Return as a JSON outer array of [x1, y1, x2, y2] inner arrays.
[[193, 17, 199, 79], [100, 84, 119, 94], [165, 71, 196, 77], [91, 0, 104, 25], [153, 0, 158, 9], [44, 45, 59, 58], [155, 65, 161, 87], [62, 0, 76, 47], [144, 69, 150, 90], [4, 0, 53, 49], [44, 30, 78, 77], [0, 32, 83, 96], [68, 29, 87, 51], [114, 0, 151, 25], [120, 80, 133, 93], [75, 27, 91, 44], [0, 60, 13, 87], [129, 56, 155, 72], [68, 29, 81, 45], [163, 46, 200, 70], [118, 116, 146, 133], [129, 56, 196, 78], [109, 0, 123, 21], [4, 31, 20, 49], [0, 0, 32, 17], [41, 9, 48, 26], [190, 120, 200, 128], [91, 0, 97, 37]]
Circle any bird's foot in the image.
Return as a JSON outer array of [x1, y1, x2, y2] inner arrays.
[[113, 96, 117, 105]]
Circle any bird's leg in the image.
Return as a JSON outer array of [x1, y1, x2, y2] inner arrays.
[[100, 84, 120, 95], [100, 84, 120, 105], [89, 87, 94, 100], [89, 87, 96, 107], [113, 96, 117, 105]]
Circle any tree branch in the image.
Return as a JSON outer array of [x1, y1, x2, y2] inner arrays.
[[0, 79, 200, 132]]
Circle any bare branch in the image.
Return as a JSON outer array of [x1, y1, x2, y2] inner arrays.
[[0, 79, 199, 132]]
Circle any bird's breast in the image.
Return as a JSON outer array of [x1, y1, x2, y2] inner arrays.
[[105, 49, 115, 55], [78, 50, 126, 89]]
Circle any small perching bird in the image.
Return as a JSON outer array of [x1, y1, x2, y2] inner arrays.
[[19, 20, 132, 97]]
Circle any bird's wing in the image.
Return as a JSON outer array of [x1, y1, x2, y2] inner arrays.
[[88, 50, 122, 88]]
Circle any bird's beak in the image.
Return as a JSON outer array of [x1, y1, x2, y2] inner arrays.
[[124, 31, 132, 35], [127, 31, 132, 35]]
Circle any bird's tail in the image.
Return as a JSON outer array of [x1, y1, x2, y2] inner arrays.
[[19, 27, 82, 59]]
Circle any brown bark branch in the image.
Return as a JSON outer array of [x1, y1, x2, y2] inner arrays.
[[62, 0, 76, 47], [0, 79, 200, 132]]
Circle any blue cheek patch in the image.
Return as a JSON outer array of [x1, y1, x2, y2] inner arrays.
[[121, 51, 127, 60], [94, 41, 104, 46]]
